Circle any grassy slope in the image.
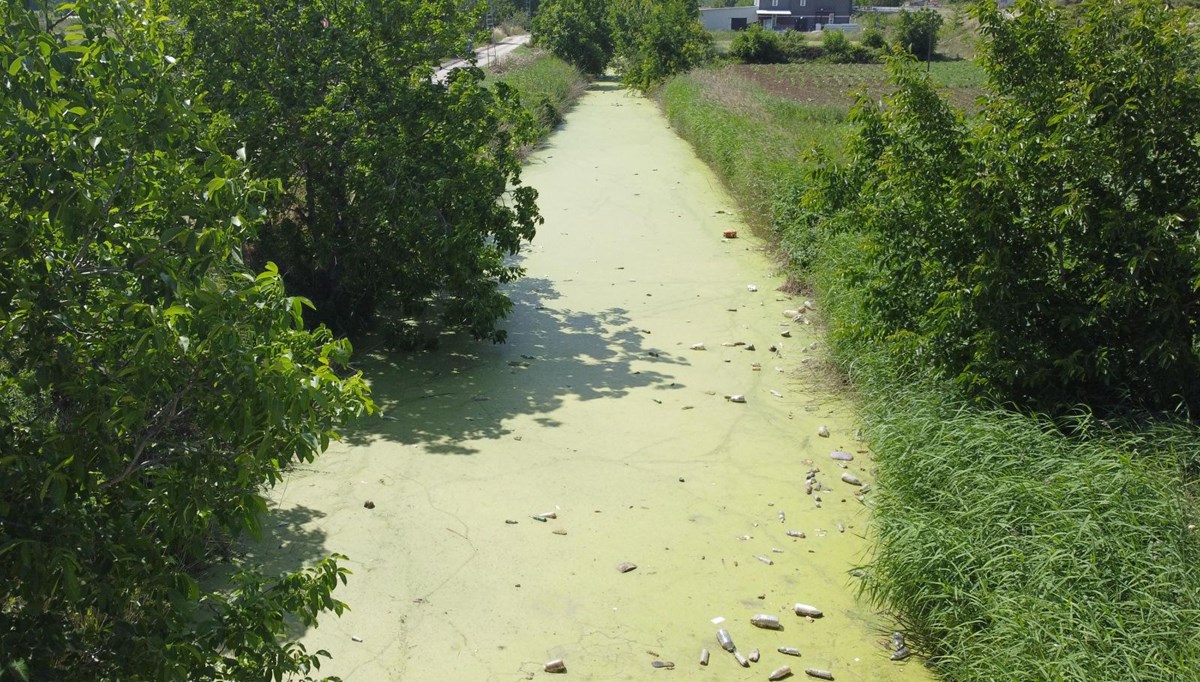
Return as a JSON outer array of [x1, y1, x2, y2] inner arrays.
[[486, 47, 588, 144], [659, 63, 1200, 681]]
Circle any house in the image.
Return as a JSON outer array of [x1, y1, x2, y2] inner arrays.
[[756, 0, 854, 31], [699, 5, 759, 31]]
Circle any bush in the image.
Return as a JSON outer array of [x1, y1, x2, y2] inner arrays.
[[821, 29, 876, 63], [174, 0, 541, 344], [895, 7, 942, 59], [779, 29, 825, 61], [730, 24, 785, 63], [488, 50, 589, 139], [861, 26, 887, 49], [608, 0, 713, 91]]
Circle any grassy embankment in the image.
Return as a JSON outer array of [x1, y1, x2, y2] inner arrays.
[[660, 63, 1200, 681], [486, 46, 588, 144]]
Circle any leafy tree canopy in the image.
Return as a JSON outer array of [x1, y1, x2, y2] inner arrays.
[[608, 0, 713, 92], [532, 0, 614, 75], [0, 2, 371, 679], [807, 0, 1200, 411], [172, 0, 543, 345]]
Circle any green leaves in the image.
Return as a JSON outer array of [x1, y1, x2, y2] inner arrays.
[[608, 0, 713, 92], [174, 0, 541, 345], [1, 1, 371, 679], [533, 0, 614, 75], [533, 0, 712, 91], [806, 0, 1200, 411], [894, 8, 943, 60]]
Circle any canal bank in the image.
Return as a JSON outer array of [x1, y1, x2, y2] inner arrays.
[[252, 79, 934, 682]]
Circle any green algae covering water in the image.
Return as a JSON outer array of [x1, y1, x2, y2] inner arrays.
[[252, 82, 936, 681]]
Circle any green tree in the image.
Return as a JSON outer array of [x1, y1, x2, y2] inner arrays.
[[894, 7, 942, 59], [532, 0, 614, 75], [608, 0, 713, 92], [172, 0, 542, 345], [0, 2, 371, 679], [807, 0, 1200, 410]]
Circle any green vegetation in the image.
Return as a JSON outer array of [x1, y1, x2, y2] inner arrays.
[[729, 24, 881, 64], [662, 0, 1200, 679], [851, 370, 1200, 681], [532, 0, 712, 91], [729, 24, 786, 63], [487, 48, 589, 141], [895, 8, 943, 59], [819, 0, 1200, 410], [173, 0, 540, 345], [1, 2, 372, 678], [532, 0, 613, 75], [2, 0, 564, 677], [608, 0, 713, 91]]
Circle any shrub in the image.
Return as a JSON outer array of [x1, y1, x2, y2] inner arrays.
[[821, 28, 876, 63], [894, 7, 942, 59], [174, 0, 542, 344], [730, 23, 785, 63], [861, 26, 887, 49], [0, 2, 371, 678], [779, 29, 825, 61]]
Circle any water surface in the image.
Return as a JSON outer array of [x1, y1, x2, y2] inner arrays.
[[257, 80, 935, 682]]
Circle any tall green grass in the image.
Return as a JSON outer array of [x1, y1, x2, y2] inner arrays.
[[486, 47, 588, 142], [658, 71, 844, 268], [660, 66, 1200, 681]]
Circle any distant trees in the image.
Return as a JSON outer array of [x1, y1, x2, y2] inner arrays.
[[806, 0, 1200, 410], [532, 0, 712, 90], [532, 0, 614, 75], [608, 0, 713, 91], [0, 1, 371, 678]]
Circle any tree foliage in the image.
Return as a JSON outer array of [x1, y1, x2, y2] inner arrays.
[[172, 0, 542, 345], [0, 2, 372, 679], [807, 0, 1200, 411], [608, 0, 713, 92], [894, 7, 942, 59], [532, 0, 711, 90], [532, 0, 614, 75]]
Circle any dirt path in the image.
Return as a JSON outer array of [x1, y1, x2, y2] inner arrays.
[[253, 80, 935, 682], [435, 34, 532, 81]]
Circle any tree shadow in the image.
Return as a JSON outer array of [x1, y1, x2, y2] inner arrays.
[[343, 275, 689, 455], [198, 503, 334, 639], [587, 81, 624, 92]]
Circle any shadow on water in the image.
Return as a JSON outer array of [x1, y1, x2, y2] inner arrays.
[[200, 502, 334, 639], [343, 275, 690, 455], [586, 81, 624, 92]]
